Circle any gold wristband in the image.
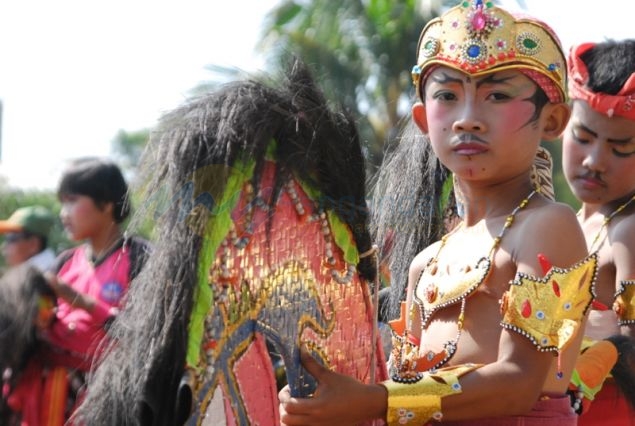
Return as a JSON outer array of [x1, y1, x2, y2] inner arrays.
[[382, 364, 481, 425]]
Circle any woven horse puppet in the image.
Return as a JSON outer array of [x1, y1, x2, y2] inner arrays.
[[75, 60, 387, 425]]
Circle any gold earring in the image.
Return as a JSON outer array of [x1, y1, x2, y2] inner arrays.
[[531, 147, 555, 201]]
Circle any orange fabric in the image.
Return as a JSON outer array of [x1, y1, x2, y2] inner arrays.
[[5, 359, 71, 426], [577, 340, 618, 391], [40, 366, 69, 426]]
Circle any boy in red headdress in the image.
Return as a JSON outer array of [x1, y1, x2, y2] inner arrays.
[[562, 39, 635, 425]]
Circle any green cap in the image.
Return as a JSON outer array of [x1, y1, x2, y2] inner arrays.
[[0, 206, 55, 238]]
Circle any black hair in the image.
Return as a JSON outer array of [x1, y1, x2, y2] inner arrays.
[[605, 334, 635, 410], [369, 120, 450, 320], [0, 265, 57, 421], [57, 157, 131, 223], [0, 264, 55, 373], [29, 233, 48, 252], [36, 236, 48, 251], [525, 85, 550, 125], [581, 39, 635, 95]]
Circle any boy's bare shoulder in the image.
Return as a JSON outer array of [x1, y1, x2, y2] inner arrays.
[[612, 210, 635, 238], [523, 200, 579, 231], [515, 200, 586, 269], [611, 212, 635, 262]]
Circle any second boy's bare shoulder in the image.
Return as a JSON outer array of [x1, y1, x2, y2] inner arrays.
[[610, 211, 635, 279]]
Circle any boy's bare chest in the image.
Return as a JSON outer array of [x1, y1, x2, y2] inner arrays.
[[414, 230, 513, 323]]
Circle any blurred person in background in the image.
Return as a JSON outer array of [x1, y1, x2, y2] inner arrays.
[[0, 205, 56, 272], [1, 158, 150, 425]]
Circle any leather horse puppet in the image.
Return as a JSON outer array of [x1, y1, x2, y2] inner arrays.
[[75, 60, 387, 425]]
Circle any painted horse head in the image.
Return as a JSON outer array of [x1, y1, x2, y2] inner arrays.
[[75, 59, 387, 425]]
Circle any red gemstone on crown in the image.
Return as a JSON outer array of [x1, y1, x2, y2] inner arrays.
[[472, 11, 487, 31]]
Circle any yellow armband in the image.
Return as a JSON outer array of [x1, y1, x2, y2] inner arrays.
[[381, 364, 481, 425], [614, 280, 635, 325], [500, 254, 597, 352]]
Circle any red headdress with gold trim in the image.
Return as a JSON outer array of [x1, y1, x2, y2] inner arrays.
[[568, 42, 635, 120]]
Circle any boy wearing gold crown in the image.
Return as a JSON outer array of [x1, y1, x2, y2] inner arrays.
[[562, 39, 635, 425], [278, 1, 597, 424]]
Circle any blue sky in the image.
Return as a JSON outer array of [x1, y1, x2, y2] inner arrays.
[[0, 0, 631, 190]]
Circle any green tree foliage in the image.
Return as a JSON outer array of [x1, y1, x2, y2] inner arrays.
[[259, 0, 440, 169], [542, 142, 581, 209], [110, 128, 156, 238], [111, 128, 150, 180]]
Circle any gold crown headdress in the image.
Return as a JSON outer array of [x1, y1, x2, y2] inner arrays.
[[412, 0, 566, 103]]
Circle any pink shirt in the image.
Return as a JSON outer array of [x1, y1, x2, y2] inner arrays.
[[48, 244, 132, 369]]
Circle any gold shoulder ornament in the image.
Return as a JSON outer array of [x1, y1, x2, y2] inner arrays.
[[500, 253, 597, 355]]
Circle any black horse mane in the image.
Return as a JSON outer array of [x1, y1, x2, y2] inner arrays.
[[606, 334, 635, 409], [0, 264, 54, 372], [75, 59, 375, 425], [369, 120, 450, 321]]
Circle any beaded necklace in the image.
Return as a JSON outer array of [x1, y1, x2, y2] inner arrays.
[[411, 189, 538, 372], [587, 192, 635, 253]]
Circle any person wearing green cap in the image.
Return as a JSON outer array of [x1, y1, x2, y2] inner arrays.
[[0, 205, 57, 272]]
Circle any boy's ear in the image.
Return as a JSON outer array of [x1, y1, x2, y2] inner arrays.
[[542, 102, 571, 141], [412, 103, 428, 133]]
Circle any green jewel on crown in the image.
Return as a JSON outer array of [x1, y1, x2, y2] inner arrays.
[[517, 32, 542, 56]]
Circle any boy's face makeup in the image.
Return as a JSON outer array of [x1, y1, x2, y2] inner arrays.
[[420, 66, 544, 183], [563, 101, 635, 205], [59, 194, 113, 241]]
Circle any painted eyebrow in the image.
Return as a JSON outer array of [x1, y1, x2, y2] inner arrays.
[[575, 122, 634, 145], [431, 72, 516, 88], [430, 72, 464, 85], [475, 73, 515, 88]]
